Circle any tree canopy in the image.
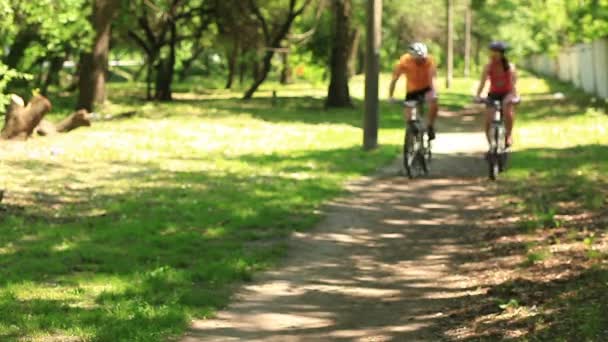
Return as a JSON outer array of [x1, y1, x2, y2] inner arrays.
[[0, 0, 605, 108]]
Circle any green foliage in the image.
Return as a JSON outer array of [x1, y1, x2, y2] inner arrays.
[[0, 63, 32, 108], [498, 298, 520, 310], [473, 0, 608, 57]]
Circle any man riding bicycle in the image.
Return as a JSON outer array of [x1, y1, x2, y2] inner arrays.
[[388, 42, 439, 140], [475, 41, 520, 147]]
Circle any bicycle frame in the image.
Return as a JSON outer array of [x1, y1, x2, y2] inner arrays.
[[489, 100, 506, 152], [486, 99, 507, 180], [403, 99, 432, 178]]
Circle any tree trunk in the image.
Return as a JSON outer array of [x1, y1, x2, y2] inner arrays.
[[155, 22, 177, 101], [3, 29, 37, 69], [445, 0, 454, 88], [363, 0, 382, 150], [244, 54, 271, 99], [357, 41, 365, 75], [243, 1, 312, 100], [364, 0, 382, 150], [146, 55, 154, 100], [179, 47, 204, 81], [347, 27, 361, 78], [36, 110, 91, 136], [1, 95, 52, 140], [464, 3, 472, 77], [326, 0, 353, 108], [77, 0, 117, 111], [225, 37, 239, 89], [41, 56, 65, 96], [280, 51, 293, 85], [474, 35, 481, 67], [251, 60, 260, 82], [239, 59, 246, 85]]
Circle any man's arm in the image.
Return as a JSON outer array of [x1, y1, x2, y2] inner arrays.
[[388, 65, 402, 100], [430, 65, 438, 92]]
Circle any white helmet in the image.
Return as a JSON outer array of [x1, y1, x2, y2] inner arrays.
[[408, 42, 428, 58]]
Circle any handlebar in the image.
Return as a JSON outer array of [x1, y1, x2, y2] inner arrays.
[[474, 96, 521, 105]]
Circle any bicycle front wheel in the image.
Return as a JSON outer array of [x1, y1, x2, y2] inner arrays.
[[404, 132, 419, 179]]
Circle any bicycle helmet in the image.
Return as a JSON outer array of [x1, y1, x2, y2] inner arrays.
[[489, 41, 508, 52], [408, 42, 428, 58]]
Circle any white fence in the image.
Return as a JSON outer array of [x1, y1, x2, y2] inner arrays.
[[526, 38, 608, 99]]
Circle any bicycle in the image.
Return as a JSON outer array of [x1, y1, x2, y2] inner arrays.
[[402, 99, 432, 179], [478, 98, 510, 180]]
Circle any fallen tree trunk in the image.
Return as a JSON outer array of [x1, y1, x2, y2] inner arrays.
[[1, 94, 92, 140], [1, 94, 52, 140], [35, 110, 91, 136]]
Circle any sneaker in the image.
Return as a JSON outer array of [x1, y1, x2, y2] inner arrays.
[[427, 125, 436, 140]]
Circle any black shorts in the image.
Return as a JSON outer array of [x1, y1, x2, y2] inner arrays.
[[405, 87, 432, 102], [487, 92, 509, 107]]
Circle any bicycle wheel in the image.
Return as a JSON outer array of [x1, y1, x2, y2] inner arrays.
[[417, 149, 428, 176], [488, 127, 500, 180], [404, 132, 421, 179], [488, 150, 499, 180], [498, 152, 508, 172]]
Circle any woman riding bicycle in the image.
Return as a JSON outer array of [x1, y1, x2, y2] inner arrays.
[[475, 41, 520, 147]]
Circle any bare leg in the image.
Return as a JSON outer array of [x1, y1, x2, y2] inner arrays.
[[484, 107, 494, 144], [427, 100, 438, 127], [425, 91, 439, 127], [503, 95, 516, 146]]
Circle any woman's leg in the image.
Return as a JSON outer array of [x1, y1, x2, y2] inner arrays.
[[503, 93, 517, 146], [484, 106, 494, 144]]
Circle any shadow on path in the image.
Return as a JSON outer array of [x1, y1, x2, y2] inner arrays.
[[182, 128, 494, 341]]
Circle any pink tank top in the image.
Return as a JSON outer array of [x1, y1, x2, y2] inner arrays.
[[488, 61, 513, 94]]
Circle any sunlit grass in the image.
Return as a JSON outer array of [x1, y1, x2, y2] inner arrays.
[[0, 78, 406, 341]]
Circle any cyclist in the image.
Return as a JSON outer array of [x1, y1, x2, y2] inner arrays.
[[475, 41, 520, 147], [388, 42, 438, 140]]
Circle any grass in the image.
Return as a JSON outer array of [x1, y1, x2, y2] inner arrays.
[[443, 72, 608, 340], [3, 69, 607, 341], [0, 76, 411, 341]]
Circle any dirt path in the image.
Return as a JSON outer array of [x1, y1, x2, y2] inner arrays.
[[182, 118, 493, 341]]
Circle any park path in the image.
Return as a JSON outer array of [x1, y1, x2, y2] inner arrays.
[[182, 110, 492, 341]]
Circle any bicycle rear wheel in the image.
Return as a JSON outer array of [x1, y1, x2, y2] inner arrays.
[[488, 151, 499, 180], [488, 127, 500, 180], [417, 150, 428, 176]]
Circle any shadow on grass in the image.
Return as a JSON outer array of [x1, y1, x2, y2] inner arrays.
[[0, 144, 400, 341], [440, 264, 608, 341], [433, 142, 608, 340], [43, 81, 480, 133], [505, 144, 608, 213]]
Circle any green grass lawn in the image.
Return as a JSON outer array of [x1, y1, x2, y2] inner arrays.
[[451, 72, 608, 340], [2, 71, 606, 341], [0, 77, 412, 341]]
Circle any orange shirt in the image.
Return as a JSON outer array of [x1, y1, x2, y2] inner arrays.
[[393, 54, 436, 92]]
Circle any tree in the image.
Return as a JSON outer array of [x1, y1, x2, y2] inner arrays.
[[464, 2, 472, 77], [325, 0, 353, 108], [364, 0, 381, 150], [243, 0, 313, 99], [0, 1, 91, 97], [77, 0, 119, 111], [445, 0, 454, 88], [123, 0, 214, 101]]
